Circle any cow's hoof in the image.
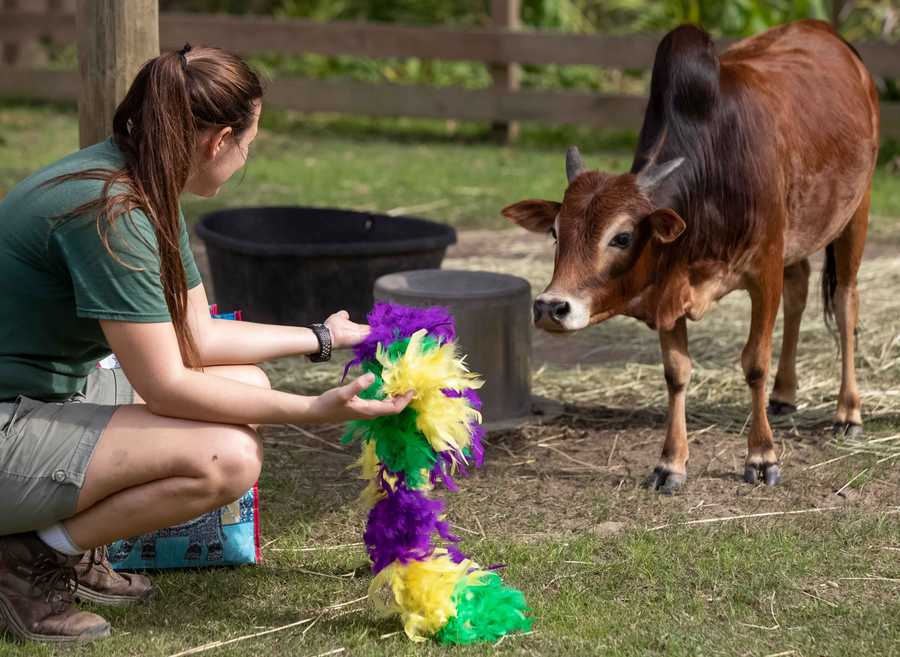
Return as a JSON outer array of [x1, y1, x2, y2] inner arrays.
[[832, 422, 863, 438], [642, 467, 687, 495], [767, 399, 797, 416], [744, 463, 781, 486]]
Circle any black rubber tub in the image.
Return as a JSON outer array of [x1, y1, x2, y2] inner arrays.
[[195, 206, 457, 326]]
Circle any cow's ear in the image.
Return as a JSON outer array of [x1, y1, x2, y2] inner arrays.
[[648, 208, 686, 243], [501, 199, 561, 234]]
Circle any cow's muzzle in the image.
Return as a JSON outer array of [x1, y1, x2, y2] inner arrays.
[[533, 298, 570, 326]]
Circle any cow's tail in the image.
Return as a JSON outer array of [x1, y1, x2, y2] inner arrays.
[[822, 243, 838, 332]]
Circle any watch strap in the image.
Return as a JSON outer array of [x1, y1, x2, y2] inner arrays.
[[306, 323, 332, 362]]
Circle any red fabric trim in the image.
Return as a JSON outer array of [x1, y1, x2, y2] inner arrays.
[[252, 479, 262, 563]]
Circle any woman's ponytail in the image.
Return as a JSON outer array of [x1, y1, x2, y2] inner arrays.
[[113, 49, 200, 367]]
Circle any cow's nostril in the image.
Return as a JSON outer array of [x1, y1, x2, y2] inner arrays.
[[552, 301, 570, 320], [535, 299, 571, 325]]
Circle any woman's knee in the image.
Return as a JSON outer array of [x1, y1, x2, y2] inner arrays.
[[246, 365, 272, 390], [199, 424, 263, 504], [207, 364, 271, 390]]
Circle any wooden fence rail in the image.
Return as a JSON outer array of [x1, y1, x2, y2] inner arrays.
[[1, 7, 898, 136]]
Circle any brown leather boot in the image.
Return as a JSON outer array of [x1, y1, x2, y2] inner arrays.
[[74, 546, 154, 607], [0, 532, 110, 642]]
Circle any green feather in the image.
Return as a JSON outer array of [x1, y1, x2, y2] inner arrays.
[[340, 357, 437, 487], [435, 571, 532, 645], [371, 407, 437, 487]]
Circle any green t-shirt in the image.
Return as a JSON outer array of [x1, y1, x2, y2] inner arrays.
[[0, 138, 202, 401]]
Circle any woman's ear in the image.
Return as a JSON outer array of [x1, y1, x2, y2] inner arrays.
[[500, 199, 561, 233], [206, 126, 233, 160]]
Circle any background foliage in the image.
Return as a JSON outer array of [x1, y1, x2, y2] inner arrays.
[[152, 1, 898, 97]]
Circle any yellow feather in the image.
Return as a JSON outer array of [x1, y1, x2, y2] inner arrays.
[[378, 329, 483, 457], [356, 440, 381, 480], [368, 550, 477, 642], [358, 479, 384, 511], [351, 441, 385, 509]]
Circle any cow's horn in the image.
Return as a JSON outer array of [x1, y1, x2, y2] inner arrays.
[[637, 157, 685, 193], [565, 146, 585, 183]]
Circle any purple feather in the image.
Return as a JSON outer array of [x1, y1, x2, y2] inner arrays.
[[468, 422, 485, 468], [462, 388, 483, 412], [364, 482, 461, 574], [430, 451, 461, 491], [426, 388, 485, 488], [427, 424, 484, 488], [446, 544, 467, 563], [442, 387, 482, 411], [344, 303, 456, 378]]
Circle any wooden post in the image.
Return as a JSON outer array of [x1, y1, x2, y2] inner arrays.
[[489, 0, 520, 142], [76, 0, 159, 148]]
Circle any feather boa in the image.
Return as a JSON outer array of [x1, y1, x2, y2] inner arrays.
[[342, 302, 532, 643]]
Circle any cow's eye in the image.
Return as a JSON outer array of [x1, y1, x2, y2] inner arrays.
[[549, 227, 557, 241], [609, 232, 632, 249]]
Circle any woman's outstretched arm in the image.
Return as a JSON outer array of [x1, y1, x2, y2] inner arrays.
[[100, 319, 411, 425], [184, 283, 367, 365]]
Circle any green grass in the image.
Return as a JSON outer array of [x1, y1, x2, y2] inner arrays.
[[4, 513, 898, 656], [2, 101, 899, 237]]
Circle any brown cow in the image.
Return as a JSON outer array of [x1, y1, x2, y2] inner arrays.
[[502, 20, 879, 493]]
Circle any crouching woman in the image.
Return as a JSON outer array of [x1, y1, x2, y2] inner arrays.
[[0, 45, 410, 643]]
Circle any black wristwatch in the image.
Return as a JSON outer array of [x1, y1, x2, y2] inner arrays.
[[306, 323, 333, 362]]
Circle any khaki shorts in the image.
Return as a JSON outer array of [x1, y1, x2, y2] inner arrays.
[[0, 367, 134, 536]]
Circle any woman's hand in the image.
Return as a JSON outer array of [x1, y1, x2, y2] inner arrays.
[[324, 310, 370, 350], [306, 373, 413, 423]]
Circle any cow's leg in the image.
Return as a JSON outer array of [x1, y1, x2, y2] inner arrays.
[[768, 259, 811, 415], [831, 194, 868, 436], [742, 264, 783, 486], [644, 316, 691, 494]]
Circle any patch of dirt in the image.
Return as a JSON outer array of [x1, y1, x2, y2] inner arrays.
[[259, 404, 899, 551]]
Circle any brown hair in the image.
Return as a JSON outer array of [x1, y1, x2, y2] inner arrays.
[[50, 46, 262, 367]]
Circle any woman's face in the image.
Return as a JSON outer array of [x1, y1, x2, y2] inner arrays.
[[185, 101, 261, 197]]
